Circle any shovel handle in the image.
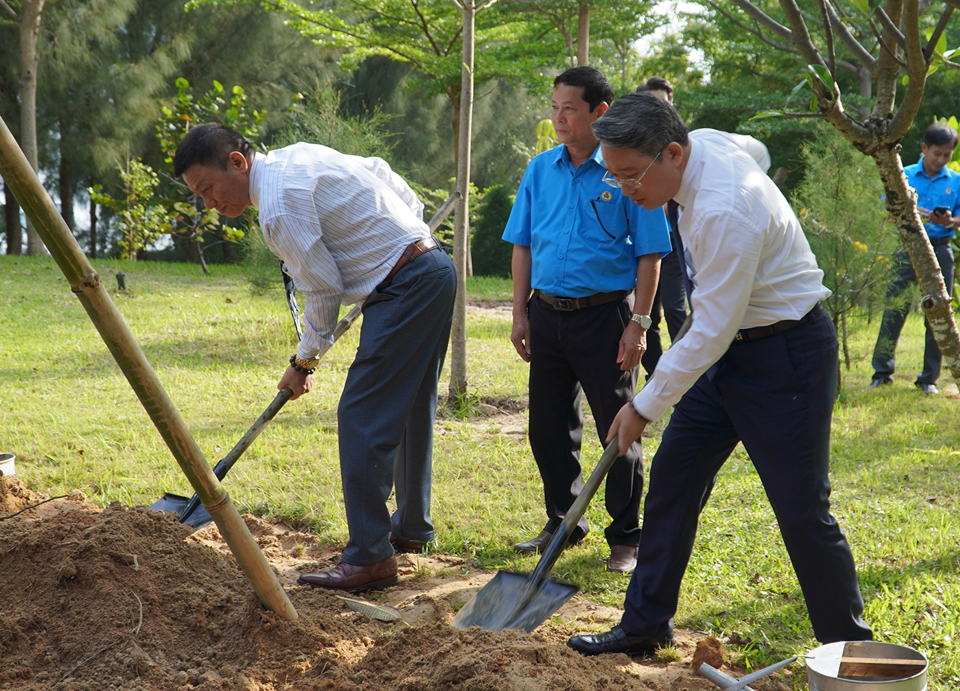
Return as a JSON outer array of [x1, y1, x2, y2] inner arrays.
[[529, 440, 625, 586]]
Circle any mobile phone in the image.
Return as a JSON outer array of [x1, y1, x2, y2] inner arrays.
[[934, 206, 949, 215]]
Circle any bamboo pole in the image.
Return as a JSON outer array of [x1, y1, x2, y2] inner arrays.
[[0, 114, 297, 621]]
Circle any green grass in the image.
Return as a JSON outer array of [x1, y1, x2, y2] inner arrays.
[[3, 254, 960, 689]]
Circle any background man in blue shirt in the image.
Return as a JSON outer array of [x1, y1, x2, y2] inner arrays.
[[870, 122, 960, 394], [502, 67, 671, 573]]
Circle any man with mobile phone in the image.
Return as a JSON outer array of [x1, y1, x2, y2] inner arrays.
[[869, 122, 960, 394]]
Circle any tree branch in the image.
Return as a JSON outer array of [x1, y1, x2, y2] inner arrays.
[[0, 0, 17, 20], [706, 0, 799, 53], [889, 0, 929, 139], [728, 0, 793, 41], [408, 0, 443, 56], [821, 0, 878, 73], [777, 0, 828, 70], [924, 5, 954, 61], [816, 0, 837, 77], [870, 6, 906, 50]]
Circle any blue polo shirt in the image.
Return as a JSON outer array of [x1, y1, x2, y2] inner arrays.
[[502, 144, 672, 298], [905, 157, 960, 240]]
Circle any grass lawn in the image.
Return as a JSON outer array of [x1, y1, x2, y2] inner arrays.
[[2, 254, 959, 688]]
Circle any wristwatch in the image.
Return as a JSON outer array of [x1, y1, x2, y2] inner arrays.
[[630, 313, 653, 329], [295, 355, 321, 370]]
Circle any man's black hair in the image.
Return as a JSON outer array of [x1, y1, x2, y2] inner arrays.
[[636, 76, 674, 98], [554, 66, 614, 112], [924, 122, 959, 148], [173, 123, 254, 178]]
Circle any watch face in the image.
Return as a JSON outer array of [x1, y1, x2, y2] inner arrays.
[[640, 315, 652, 329]]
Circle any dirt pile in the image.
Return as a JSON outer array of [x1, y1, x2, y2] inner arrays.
[[0, 476, 791, 690]]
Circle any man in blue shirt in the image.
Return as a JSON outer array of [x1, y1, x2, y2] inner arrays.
[[870, 122, 960, 394], [503, 67, 672, 573]]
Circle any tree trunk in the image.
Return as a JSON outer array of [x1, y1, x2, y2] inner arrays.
[[89, 194, 97, 258], [577, 4, 589, 66], [4, 180, 22, 254], [59, 153, 74, 232], [20, 0, 45, 256], [449, 0, 476, 398], [871, 144, 960, 381]]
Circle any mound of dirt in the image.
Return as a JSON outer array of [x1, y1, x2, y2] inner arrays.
[[0, 476, 793, 690]]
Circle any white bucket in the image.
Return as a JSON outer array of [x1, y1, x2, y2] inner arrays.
[[807, 641, 927, 691], [0, 453, 15, 476]]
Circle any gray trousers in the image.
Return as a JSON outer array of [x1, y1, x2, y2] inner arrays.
[[337, 248, 456, 565], [871, 243, 955, 385]]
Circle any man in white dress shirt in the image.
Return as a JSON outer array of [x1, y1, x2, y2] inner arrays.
[[174, 123, 456, 594], [567, 94, 873, 655]]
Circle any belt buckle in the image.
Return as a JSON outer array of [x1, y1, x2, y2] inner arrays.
[[553, 297, 575, 311], [735, 331, 744, 342]]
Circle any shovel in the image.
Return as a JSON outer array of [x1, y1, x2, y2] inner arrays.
[[453, 439, 624, 632]]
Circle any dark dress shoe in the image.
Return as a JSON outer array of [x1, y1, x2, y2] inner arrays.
[[513, 529, 587, 554], [868, 377, 891, 388], [297, 553, 398, 594], [390, 536, 427, 553], [606, 545, 638, 573], [567, 626, 674, 656]]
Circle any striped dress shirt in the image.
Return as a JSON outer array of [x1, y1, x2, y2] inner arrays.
[[249, 144, 430, 361]]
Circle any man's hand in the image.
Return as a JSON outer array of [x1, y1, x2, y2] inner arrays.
[[606, 401, 648, 456], [511, 313, 532, 362], [617, 321, 647, 371], [929, 208, 954, 227], [278, 366, 313, 400]]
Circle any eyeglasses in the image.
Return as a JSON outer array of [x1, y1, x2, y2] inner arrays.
[[602, 150, 662, 190]]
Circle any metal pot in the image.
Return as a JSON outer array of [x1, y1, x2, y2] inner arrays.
[[807, 641, 927, 691]]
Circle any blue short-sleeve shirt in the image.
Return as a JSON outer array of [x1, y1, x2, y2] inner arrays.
[[502, 144, 672, 297], [905, 157, 960, 240]]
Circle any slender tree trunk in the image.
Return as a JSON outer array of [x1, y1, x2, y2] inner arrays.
[[449, 0, 476, 398], [59, 154, 74, 232], [577, 4, 589, 66], [858, 67, 872, 121], [4, 181, 22, 254], [89, 194, 97, 258], [871, 144, 960, 381], [20, 0, 45, 256]]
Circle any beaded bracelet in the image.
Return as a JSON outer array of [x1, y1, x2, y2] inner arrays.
[[289, 355, 316, 375]]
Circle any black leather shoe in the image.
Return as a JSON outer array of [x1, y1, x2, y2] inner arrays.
[[868, 377, 892, 389], [916, 382, 939, 395], [513, 529, 587, 554], [606, 545, 638, 573], [567, 626, 673, 656]]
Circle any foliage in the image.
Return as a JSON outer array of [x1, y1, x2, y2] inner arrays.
[[471, 185, 514, 278], [88, 160, 176, 260], [793, 125, 896, 366], [932, 115, 960, 174]]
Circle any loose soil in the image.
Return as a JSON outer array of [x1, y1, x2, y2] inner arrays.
[[0, 476, 794, 690]]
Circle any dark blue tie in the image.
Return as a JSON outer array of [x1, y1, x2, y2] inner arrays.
[[667, 200, 693, 313]]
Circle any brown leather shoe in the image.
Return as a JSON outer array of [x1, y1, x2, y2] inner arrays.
[[606, 545, 638, 573], [390, 536, 427, 553], [297, 554, 398, 594], [513, 529, 587, 554]]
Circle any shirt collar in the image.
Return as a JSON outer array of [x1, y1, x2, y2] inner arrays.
[[549, 143, 603, 169], [248, 151, 262, 209], [916, 156, 951, 181], [673, 137, 701, 210]]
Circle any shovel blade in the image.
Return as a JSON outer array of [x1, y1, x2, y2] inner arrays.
[[452, 570, 578, 633], [148, 493, 214, 530]]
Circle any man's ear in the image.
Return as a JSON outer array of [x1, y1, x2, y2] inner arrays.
[[664, 141, 684, 167], [596, 102, 609, 117], [228, 151, 248, 171]]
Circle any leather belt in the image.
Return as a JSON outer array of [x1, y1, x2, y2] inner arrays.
[[384, 237, 440, 282], [734, 303, 824, 343], [535, 289, 630, 312], [930, 236, 953, 247]]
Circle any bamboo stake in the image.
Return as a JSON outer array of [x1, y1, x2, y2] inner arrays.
[[0, 113, 297, 621]]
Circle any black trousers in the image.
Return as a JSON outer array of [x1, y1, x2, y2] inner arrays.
[[872, 244, 955, 385], [620, 308, 872, 643], [527, 294, 643, 548]]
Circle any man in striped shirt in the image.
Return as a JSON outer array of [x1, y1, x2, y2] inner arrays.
[[175, 124, 456, 594]]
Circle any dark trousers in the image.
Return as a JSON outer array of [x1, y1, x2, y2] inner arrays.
[[527, 295, 643, 548], [872, 244, 955, 385], [337, 249, 456, 565], [642, 247, 688, 378], [620, 308, 872, 644]]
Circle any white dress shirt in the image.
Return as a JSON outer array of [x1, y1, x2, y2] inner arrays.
[[248, 143, 429, 361], [633, 129, 830, 422]]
